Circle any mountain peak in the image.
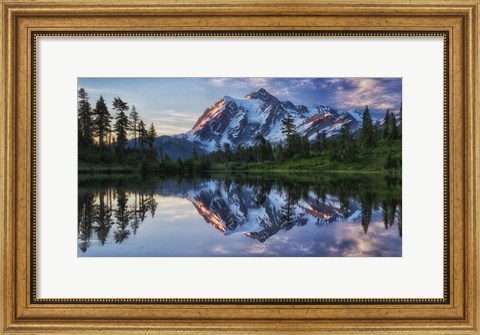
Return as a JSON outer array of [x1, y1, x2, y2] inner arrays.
[[244, 88, 279, 104], [185, 89, 372, 153]]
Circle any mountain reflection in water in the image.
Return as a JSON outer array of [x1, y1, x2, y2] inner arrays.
[[78, 174, 402, 257]]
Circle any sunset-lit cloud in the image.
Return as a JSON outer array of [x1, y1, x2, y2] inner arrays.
[[204, 77, 401, 111], [328, 78, 402, 111], [149, 109, 199, 135]]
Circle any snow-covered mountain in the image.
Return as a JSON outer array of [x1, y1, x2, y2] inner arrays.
[[155, 178, 397, 243], [182, 88, 365, 152], [144, 88, 388, 158]]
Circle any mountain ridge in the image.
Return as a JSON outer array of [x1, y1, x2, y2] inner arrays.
[[150, 88, 397, 159]]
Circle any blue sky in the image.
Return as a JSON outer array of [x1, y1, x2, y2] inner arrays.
[[78, 78, 402, 136]]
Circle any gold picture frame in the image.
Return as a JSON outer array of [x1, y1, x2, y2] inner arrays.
[[1, 0, 478, 333]]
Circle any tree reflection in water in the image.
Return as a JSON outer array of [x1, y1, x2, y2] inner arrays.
[[78, 183, 158, 252], [78, 173, 401, 255]]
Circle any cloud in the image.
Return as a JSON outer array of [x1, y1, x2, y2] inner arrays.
[[290, 79, 316, 89], [153, 124, 193, 136], [330, 219, 402, 257], [317, 78, 343, 89], [145, 109, 200, 135], [208, 78, 231, 87], [209, 78, 270, 90], [80, 86, 131, 100], [330, 78, 402, 111], [207, 78, 296, 99], [150, 109, 199, 123], [242, 78, 270, 88], [210, 245, 234, 255]]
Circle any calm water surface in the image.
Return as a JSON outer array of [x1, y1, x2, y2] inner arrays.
[[78, 173, 402, 257]]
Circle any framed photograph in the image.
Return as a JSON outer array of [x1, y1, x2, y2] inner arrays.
[[77, 77, 403, 258], [1, 0, 478, 334]]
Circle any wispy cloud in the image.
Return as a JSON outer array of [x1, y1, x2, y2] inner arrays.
[[80, 86, 131, 100], [208, 78, 231, 87], [137, 110, 200, 135], [207, 77, 302, 100], [154, 124, 193, 136], [330, 78, 402, 111], [317, 78, 342, 89], [150, 109, 199, 124], [208, 78, 271, 91], [290, 79, 316, 89]]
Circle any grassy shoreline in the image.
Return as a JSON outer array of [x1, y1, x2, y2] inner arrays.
[[79, 165, 399, 176], [78, 165, 400, 185], [79, 159, 401, 176]]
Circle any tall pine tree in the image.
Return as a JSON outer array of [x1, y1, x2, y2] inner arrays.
[[138, 119, 147, 151], [77, 88, 93, 147], [382, 110, 391, 140], [360, 105, 375, 148], [398, 102, 402, 137], [388, 112, 398, 140], [92, 95, 111, 149], [112, 97, 130, 153], [146, 122, 157, 150], [281, 113, 297, 157], [382, 109, 399, 141], [129, 105, 139, 150], [338, 124, 351, 161]]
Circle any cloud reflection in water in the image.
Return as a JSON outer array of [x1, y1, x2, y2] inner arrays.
[[78, 176, 401, 257]]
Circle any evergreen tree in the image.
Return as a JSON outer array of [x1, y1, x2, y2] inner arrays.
[[315, 132, 327, 152], [129, 105, 139, 150], [254, 135, 274, 162], [138, 119, 147, 151], [215, 140, 222, 153], [360, 105, 375, 148], [146, 122, 157, 150], [373, 120, 383, 142], [274, 143, 285, 161], [92, 95, 111, 150], [382, 110, 391, 140], [389, 112, 398, 140], [281, 113, 295, 138], [398, 102, 402, 136], [223, 142, 232, 162], [301, 135, 310, 158], [112, 97, 130, 153], [338, 124, 352, 161], [266, 141, 274, 161], [236, 144, 246, 162], [281, 113, 297, 157], [385, 151, 398, 170], [382, 109, 399, 141], [77, 88, 94, 147], [112, 97, 129, 113]]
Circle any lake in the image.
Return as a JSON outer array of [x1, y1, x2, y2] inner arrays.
[[78, 173, 402, 257]]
